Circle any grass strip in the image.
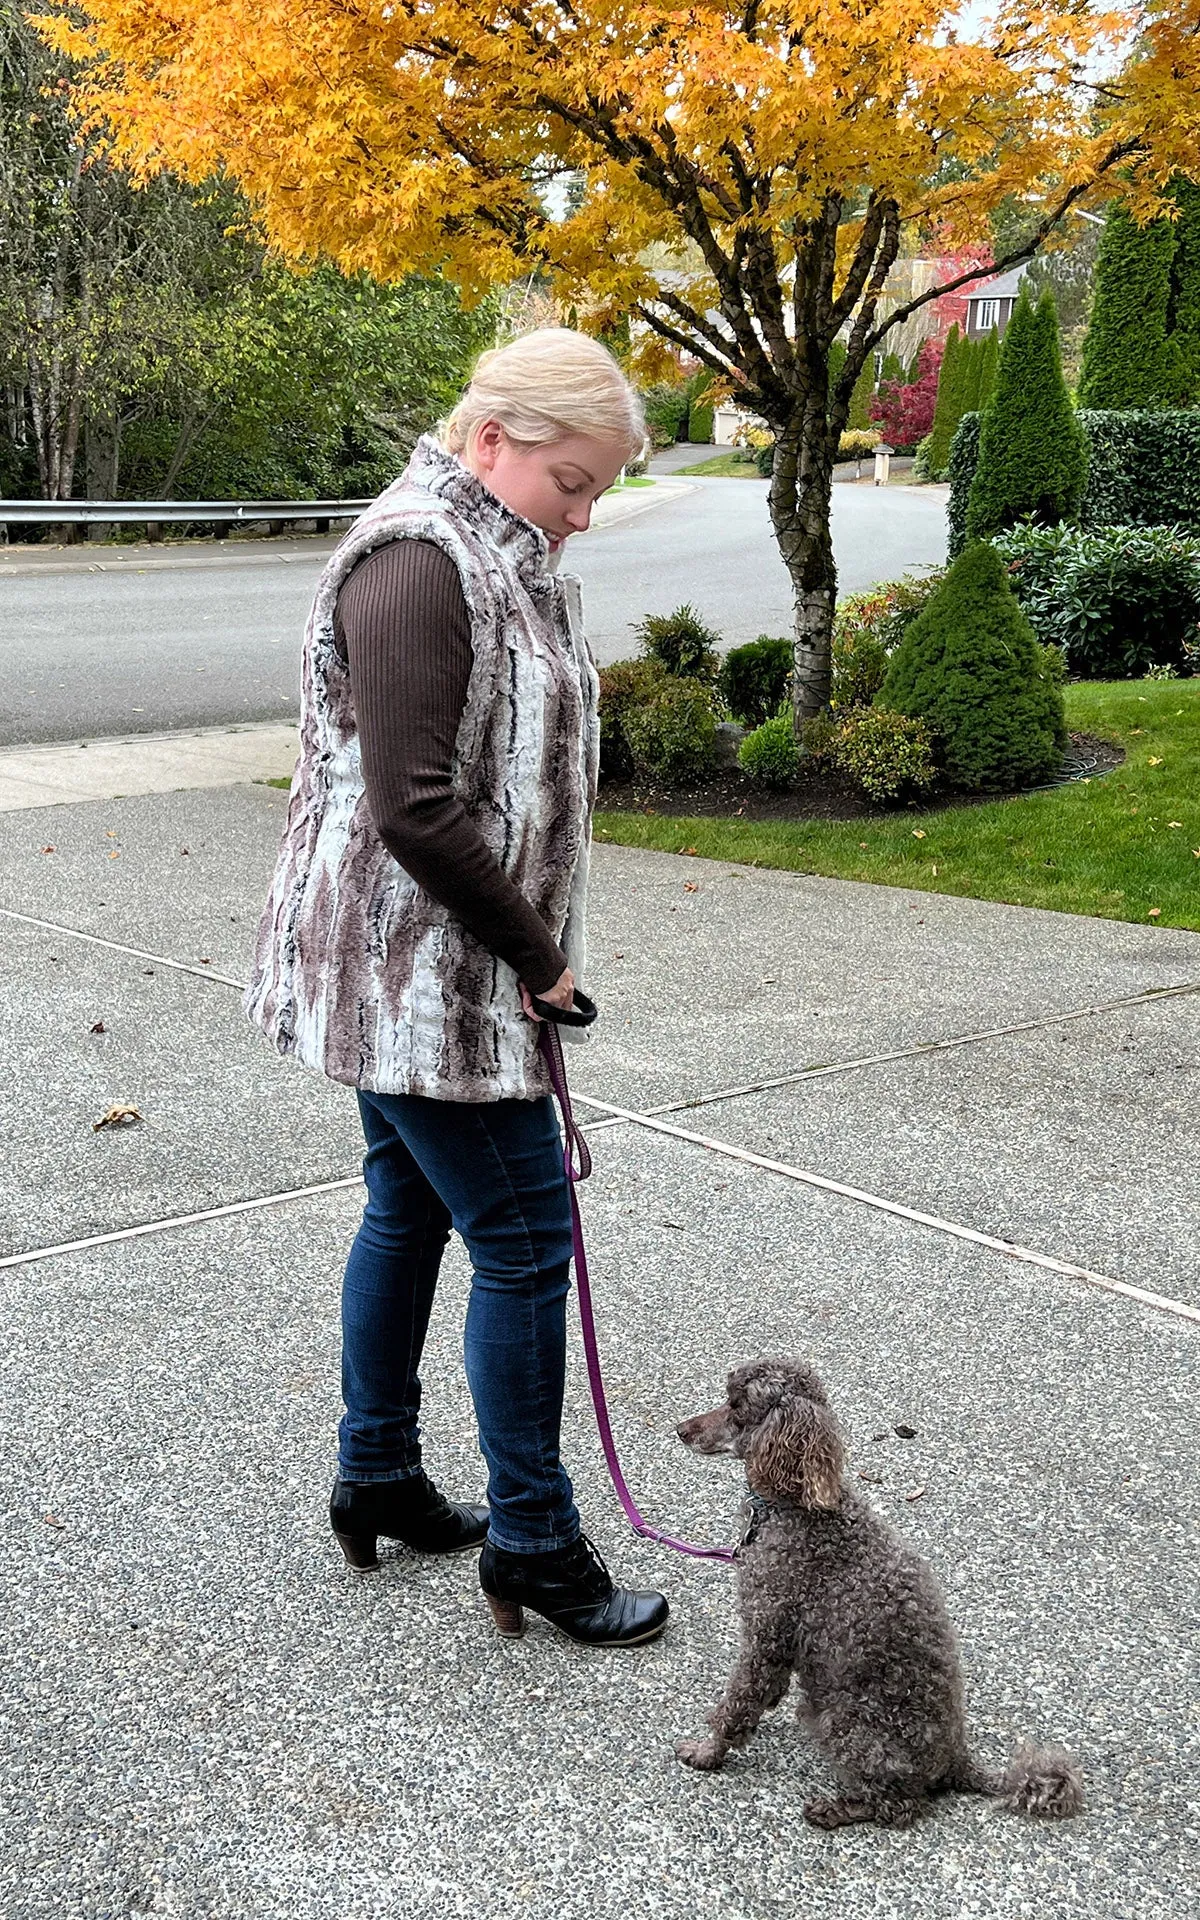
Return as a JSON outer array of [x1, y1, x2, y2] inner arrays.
[[595, 681, 1200, 931]]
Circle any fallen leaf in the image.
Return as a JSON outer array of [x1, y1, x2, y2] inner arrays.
[[870, 1431, 889, 1442], [857, 1471, 883, 1485], [43, 1514, 66, 1530], [1148, 756, 1163, 766], [105, 830, 117, 839], [905, 1487, 926, 1503], [1148, 907, 1162, 918], [613, 950, 624, 960], [1168, 822, 1183, 829], [859, 841, 868, 849], [92, 1104, 142, 1132], [198, 957, 212, 964], [1129, 728, 1144, 735], [893, 1424, 918, 1440], [90, 1021, 107, 1035], [683, 882, 698, 894], [682, 845, 697, 856], [911, 829, 926, 840], [40, 844, 56, 854], [180, 847, 190, 856], [108, 850, 120, 860], [931, 864, 938, 876]]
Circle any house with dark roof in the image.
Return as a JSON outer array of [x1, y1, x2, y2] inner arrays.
[[964, 266, 1026, 339]]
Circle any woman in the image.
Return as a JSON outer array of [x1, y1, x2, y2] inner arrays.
[[245, 329, 668, 1647]]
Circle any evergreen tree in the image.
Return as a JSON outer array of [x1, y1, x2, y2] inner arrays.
[[966, 291, 1086, 540], [1168, 177, 1200, 402], [877, 541, 1066, 792], [975, 328, 1000, 411], [925, 324, 963, 476], [1078, 203, 1185, 407], [846, 354, 876, 429], [880, 350, 907, 387]]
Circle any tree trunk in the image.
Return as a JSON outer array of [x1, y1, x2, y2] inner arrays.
[[767, 407, 839, 730]]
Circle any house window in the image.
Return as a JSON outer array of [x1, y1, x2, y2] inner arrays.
[[975, 299, 1001, 331]]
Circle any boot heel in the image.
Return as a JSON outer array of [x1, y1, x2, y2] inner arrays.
[[335, 1530, 380, 1572], [485, 1594, 526, 1636]]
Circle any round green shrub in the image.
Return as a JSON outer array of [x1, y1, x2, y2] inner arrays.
[[800, 712, 840, 762], [835, 709, 936, 804], [597, 657, 666, 777], [738, 713, 801, 788], [878, 541, 1067, 792], [623, 676, 719, 781], [635, 603, 722, 680], [718, 635, 792, 726]]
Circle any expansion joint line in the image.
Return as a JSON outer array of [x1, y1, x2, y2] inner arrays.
[[2, 904, 1198, 1325]]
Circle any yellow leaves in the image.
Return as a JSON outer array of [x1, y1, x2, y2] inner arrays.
[[41, 0, 1158, 299], [1148, 756, 1164, 766]]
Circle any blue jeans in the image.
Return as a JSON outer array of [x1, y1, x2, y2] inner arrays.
[[338, 1088, 581, 1553]]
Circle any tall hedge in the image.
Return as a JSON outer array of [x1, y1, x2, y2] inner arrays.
[[1169, 177, 1200, 401], [1078, 203, 1186, 408], [965, 291, 1086, 542], [877, 542, 1066, 792], [949, 407, 1200, 551]]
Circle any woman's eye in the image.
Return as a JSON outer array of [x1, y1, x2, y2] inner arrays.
[[556, 480, 580, 496]]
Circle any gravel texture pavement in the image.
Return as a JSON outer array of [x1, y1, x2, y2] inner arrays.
[[1, 785, 1196, 1918]]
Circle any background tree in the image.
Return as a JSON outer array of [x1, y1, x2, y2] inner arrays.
[[925, 325, 964, 477], [966, 292, 1086, 541], [41, 0, 1194, 721], [1078, 203, 1186, 407], [1166, 177, 1200, 400], [870, 337, 941, 450]]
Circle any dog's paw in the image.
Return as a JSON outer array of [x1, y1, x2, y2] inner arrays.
[[675, 1736, 725, 1771]]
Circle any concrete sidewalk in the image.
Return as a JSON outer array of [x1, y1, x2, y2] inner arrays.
[[0, 778, 1196, 1920]]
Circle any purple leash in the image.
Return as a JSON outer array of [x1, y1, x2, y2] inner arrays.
[[536, 1010, 735, 1564]]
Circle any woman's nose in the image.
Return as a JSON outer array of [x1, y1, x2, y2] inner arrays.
[[563, 500, 592, 532]]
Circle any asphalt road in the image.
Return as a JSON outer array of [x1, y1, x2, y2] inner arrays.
[[0, 476, 947, 747]]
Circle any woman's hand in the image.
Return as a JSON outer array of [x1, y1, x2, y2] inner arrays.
[[519, 967, 574, 1021]]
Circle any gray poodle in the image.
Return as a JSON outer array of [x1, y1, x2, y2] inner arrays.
[[675, 1358, 1084, 1829]]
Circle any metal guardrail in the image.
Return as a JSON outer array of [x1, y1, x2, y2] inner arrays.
[[0, 497, 371, 535]]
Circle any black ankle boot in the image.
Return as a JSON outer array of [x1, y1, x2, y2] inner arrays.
[[479, 1534, 669, 1645], [331, 1472, 489, 1570]]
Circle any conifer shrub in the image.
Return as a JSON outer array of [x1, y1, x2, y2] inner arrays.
[[623, 676, 719, 781], [946, 412, 982, 558], [835, 709, 936, 804], [925, 324, 964, 478], [965, 291, 1086, 542], [1078, 204, 1186, 408], [951, 408, 1200, 546], [738, 713, 801, 788], [877, 542, 1067, 791], [635, 604, 721, 680], [718, 635, 792, 727]]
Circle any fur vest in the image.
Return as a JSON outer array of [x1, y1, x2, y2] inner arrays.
[[244, 435, 599, 1101]]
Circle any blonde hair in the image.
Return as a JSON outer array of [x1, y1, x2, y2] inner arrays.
[[441, 328, 646, 463]]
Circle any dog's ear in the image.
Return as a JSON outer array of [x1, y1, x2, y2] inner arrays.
[[744, 1397, 844, 1508]]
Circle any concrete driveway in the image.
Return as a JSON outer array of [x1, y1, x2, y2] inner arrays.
[[0, 776, 1195, 1919]]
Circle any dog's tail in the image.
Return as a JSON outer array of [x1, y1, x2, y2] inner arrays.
[[953, 1740, 1084, 1819]]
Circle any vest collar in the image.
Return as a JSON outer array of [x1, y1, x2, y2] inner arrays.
[[402, 433, 556, 593]]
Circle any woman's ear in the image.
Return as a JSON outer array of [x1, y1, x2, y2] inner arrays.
[[745, 1398, 844, 1509]]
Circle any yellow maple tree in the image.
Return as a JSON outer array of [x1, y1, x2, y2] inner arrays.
[[38, 0, 1200, 718]]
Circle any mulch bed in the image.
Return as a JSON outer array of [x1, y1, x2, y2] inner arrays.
[[596, 732, 1125, 825]]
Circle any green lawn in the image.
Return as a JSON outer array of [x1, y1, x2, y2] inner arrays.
[[595, 680, 1200, 931], [673, 451, 762, 478]]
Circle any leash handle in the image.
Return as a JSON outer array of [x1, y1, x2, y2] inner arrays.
[[537, 1019, 735, 1565]]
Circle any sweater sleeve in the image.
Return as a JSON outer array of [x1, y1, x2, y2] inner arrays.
[[337, 538, 569, 994]]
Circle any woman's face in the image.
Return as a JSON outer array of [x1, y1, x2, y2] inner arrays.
[[464, 422, 630, 556]]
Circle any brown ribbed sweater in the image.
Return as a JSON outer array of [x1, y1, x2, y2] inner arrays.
[[335, 538, 569, 995]]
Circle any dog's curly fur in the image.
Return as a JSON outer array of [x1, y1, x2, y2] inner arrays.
[[675, 1359, 1084, 1829]]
